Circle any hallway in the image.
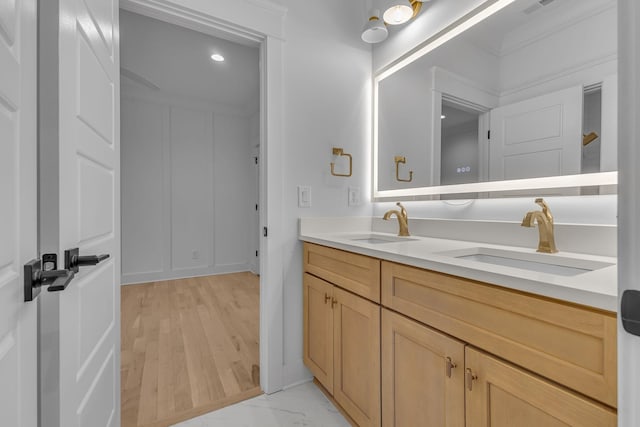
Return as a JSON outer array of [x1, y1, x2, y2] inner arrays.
[[121, 273, 260, 427]]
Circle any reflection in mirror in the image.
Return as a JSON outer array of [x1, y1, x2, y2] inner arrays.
[[441, 101, 480, 186], [583, 85, 603, 174], [374, 0, 617, 199]]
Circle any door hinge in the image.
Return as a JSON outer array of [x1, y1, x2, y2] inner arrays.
[[255, 250, 259, 257], [487, 130, 491, 139], [263, 227, 268, 237], [254, 157, 258, 164], [255, 204, 259, 211]]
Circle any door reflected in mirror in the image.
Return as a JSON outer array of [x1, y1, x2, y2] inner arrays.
[[374, 0, 617, 199], [440, 101, 480, 186]]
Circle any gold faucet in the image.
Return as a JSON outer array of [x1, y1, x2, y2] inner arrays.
[[383, 202, 410, 236], [521, 198, 558, 253]]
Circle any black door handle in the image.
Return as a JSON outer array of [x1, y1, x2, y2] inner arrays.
[[64, 248, 110, 273], [622, 290, 640, 337], [24, 259, 75, 302], [46, 270, 75, 292]]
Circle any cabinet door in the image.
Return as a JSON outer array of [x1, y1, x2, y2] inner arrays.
[[382, 309, 465, 427], [303, 274, 334, 393], [333, 287, 381, 427], [465, 347, 616, 427]]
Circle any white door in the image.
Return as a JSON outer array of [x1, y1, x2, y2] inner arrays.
[[0, 0, 37, 426], [57, 0, 120, 425], [489, 85, 583, 181]]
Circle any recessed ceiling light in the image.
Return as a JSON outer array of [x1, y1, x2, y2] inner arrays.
[[211, 54, 225, 62]]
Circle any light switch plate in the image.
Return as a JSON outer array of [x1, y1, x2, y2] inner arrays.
[[348, 187, 361, 207], [298, 185, 311, 208]]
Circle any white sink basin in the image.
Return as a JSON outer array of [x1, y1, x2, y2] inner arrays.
[[438, 247, 614, 277], [349, 234, 418, 244]]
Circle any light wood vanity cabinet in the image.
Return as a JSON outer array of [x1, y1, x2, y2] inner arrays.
[[381, 261, 617, 408], [303, 243, 617, 426], [303, 272, 381, 427], [381, 309, 616, 427]]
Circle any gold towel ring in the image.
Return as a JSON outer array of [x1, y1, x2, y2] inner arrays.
[[395, 156, 413, 182], [330, 148, 352, 177]]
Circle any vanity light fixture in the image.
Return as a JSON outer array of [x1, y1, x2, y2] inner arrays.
[[381, 0, 430, 26], [361, 9, 389, 43], [210, 53, 225, 62]]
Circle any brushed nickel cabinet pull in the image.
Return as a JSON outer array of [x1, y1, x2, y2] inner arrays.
[[324, 293, 331, 304], [331, 297, 338, 308], [466, 368, 478, 391], [445, 357, 456, 378]]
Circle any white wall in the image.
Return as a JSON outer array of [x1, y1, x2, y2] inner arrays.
[[121, 81, 255, 284], [278, 0, 372, 385], [497, 0, 617, 105], [378, 63, 433, 190]]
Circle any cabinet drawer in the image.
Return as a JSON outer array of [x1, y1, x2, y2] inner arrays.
[[381, 261, 617, 407], [304, 243, 381, 303]]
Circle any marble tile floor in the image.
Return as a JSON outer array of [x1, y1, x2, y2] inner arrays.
[[172, 381, 350, 427]]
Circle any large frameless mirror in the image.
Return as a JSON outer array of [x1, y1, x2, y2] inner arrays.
[[373, 0, 617, 200]]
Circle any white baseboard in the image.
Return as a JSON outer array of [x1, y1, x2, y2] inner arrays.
[[283, 358, 312, 390], [282, 377, 313, 391], [121, 263, 251, 285]]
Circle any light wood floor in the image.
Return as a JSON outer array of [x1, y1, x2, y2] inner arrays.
[[121, 272, 261, 427]]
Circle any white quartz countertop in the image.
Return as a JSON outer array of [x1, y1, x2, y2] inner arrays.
[[299, 229, 618, 312]]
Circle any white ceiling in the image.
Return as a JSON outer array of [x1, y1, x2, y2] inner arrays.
[[460, 0, 608, 56], [120, 10, 260, 111]]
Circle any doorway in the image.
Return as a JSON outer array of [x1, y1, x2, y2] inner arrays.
[[440, 101, 481, 187], [118, 9, 262, 426]]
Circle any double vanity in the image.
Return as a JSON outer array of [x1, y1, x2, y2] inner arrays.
[[299, 213, 617, 426], [303, 0, 619, 423]]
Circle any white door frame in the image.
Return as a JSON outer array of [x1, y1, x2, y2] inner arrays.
[[119, 0, 287, 393], [618, 0, 640, 425]]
